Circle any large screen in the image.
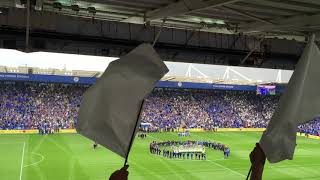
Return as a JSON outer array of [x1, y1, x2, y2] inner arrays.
[[256, 85, 276, 95]]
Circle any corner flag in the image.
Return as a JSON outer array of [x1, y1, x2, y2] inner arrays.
[[76, 44, 168, 158], [260, 35, 320, 163]]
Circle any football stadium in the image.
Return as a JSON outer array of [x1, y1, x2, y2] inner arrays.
[[1, 1, 320, 180]]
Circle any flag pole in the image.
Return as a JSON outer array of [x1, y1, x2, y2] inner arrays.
[[124, 100, 145, 166], [245, 166, 252, 180]]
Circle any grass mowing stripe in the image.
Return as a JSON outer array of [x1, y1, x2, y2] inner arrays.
[[20, 142, 26, 180]]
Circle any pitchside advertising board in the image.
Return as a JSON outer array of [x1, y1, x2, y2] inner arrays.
[[0, 73, 285, 93], [0, 73, 96, 84]]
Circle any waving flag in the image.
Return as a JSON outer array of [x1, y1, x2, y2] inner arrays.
[[76, 44, 168, 158], [260, 35, 320, 163]]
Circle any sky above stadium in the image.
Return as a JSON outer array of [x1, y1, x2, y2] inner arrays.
[[0, 48, 118, 71], [0, 48, 293, 83]]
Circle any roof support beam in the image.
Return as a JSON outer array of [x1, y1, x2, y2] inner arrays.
[[221, 6, 275, 25], [146, 0, 241, 21], [240, 37, 264, 65], [241, 13, 320, 34]]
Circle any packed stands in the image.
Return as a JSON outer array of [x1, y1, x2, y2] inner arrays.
[[0, 82, 86, 130], [141, 89, 278, 129], [0, 82, 319, 136]]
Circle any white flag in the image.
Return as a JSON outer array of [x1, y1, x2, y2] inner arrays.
[[76, 44, 168, 158], [260, 36, 320, 163]]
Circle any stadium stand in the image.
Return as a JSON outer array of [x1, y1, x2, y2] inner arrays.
[[0, 82, 319, 136], [141, 88, 278, 130], [0, 82, 85, 130]]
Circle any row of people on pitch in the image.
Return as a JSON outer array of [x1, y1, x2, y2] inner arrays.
[[155, 140, 203, 147], [162, 150, 207, 160], [38, 127, 54, 135], [138, 133, 147, 139], [154, 140, 229, 153], [178, 131, 190, 137], [150, 141, 208, 160], [150, 143, 161, 155], [202, 141, 227, 151], [38, 122, 60, 135], [201, 141, 231, 158]]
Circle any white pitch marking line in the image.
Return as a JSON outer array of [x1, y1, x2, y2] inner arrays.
[[207, 160, 246, 178], [24, 153, 45, 168], [19, 142, 26, 180]]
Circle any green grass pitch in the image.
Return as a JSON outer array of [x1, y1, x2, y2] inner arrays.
[[0, 132, 319, 180]]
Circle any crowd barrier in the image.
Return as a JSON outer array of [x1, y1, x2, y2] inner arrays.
[[59, 129, 77, 133], [297, 133, 320, 140], [0, 130, 38, 134], [309, 135, 320, 140]]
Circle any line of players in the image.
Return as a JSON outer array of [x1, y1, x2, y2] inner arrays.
[[150, 144, 207, 160], [138, 133, 147, 139], [150, 140, 231, 159], [202, 141, 231, 158], [38, 125, 60, 135]]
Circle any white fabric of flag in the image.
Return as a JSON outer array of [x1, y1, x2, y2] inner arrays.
[[76, 44, 168, 158], [260, 37, 320, 163]]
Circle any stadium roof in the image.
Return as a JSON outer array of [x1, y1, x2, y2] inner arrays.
[[0, 48, 293, 84], [1, 0, 320, 40]]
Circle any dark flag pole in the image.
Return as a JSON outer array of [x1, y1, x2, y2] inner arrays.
[[246, 166, 252, 180], [124, 100, 145, 166]]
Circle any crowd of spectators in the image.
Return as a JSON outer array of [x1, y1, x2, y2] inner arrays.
[[142, 88, 319, 136], [0, 82, 319, 136], [299, 118, 320, 136], [0, 82, 86, 131], [141, 88, 279, 129]]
